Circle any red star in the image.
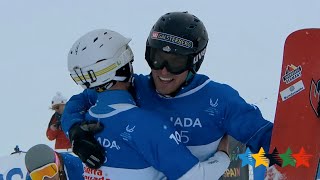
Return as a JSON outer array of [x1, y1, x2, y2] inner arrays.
[[291, 147, 312, 167]]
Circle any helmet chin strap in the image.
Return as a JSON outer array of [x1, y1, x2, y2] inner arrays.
[[94, 80, 116, 92], [167, 70, 195, 97], [184, 70, 195, 85]]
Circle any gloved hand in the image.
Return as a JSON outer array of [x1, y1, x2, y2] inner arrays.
[[69, 121, 105, 169]]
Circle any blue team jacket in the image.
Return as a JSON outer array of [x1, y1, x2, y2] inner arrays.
[[62, 90, 199, 180], [134, 74, 273, 153]]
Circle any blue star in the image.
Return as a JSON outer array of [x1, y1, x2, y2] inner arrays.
[[238, 147, 256, 167]]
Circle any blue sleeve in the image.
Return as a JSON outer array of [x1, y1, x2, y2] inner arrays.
[[222, 85, 273, 153], [129, 112, 199, 180], [61, 153, 84, 180], [61, 89, 98, 135]]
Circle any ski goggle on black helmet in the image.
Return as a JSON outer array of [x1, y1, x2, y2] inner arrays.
[[145, 11, 208, 75]]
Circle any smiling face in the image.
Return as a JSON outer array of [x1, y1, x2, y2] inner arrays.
[[151, 67, 188, 95], [149, 49, 190, 95]]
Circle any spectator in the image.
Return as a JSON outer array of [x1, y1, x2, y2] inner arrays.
[[25, 144, 83, 180], [46, 92, 71, 150]]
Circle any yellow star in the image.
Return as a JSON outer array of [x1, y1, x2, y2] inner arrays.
[[252, 147, 269, 167]]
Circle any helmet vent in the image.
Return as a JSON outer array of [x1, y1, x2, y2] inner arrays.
[[188, 25, 196, 29], [104, 32, 108, 35], [99, 44, 104, 48], [94, 37, 98, 42], [96, 59, 106, 63], [193, 16, 200, 22], [82, 47, 87, 51], [70, 51, 73, 54], [109, 37, 112, 40]]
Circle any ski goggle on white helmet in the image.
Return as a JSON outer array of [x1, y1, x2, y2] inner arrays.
[[68, 29, 134, 89]]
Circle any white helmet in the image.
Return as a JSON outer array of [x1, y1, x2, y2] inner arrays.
[[51, 92, 67, 107], [68, 29, 134, 89]]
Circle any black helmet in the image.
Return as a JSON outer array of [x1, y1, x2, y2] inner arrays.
[[145, 11, 208, 73]]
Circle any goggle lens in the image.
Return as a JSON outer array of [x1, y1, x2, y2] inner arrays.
[[30, 163, 58, 180], [148, 48, 190, 75]]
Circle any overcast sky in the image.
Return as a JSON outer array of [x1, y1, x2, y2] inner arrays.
[[0, 0, 319, 156]]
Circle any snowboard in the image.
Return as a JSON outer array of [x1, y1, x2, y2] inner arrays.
[[268, 28, 320, 179]]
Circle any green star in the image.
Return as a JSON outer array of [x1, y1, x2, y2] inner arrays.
[[279, 148, 296, 167]]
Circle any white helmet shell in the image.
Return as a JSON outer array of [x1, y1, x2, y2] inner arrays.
[[68, 29, 134, 89], [51, 92, 67, 106]]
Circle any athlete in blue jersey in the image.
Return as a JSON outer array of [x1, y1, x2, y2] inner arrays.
[[63, 12, 273, 179], [144, 11, 272, 179], [62, 29, 230, 180], [25, 144, 84, 180]]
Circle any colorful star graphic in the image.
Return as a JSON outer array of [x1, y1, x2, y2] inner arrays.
[[252, 147, 269, 167], [279, 148, 296, 167], [238, 146, 313, 169], [265, 147, 283, 167], [292, 147, 312, 167], [238, 148, 255, 167]]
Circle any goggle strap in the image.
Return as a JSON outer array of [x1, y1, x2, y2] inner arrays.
[[54, 152, 60, 167]]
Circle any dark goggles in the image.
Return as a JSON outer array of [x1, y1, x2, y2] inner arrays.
[[147, 48, 192, 75]]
